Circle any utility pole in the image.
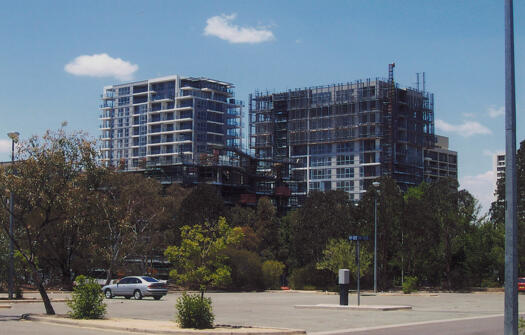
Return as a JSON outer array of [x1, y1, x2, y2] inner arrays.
[[7, 131, 19, 300], [373, 181, 380, 293], [504, 0, 518, 334]]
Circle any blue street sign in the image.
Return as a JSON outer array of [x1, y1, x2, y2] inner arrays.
[[349, 235, 369, 241]]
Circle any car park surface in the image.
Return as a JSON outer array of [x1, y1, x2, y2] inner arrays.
[[3, 291, 525, 334]]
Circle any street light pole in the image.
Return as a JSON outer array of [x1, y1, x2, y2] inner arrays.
[[372, 181, 380, 293], [504, 0, 518, 334], [7, 131, 19, 300]]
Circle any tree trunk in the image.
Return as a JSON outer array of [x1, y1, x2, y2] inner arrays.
[[37, 279, 55, 315], [61, 267, 73, 291], [104, 268, 113, 286]]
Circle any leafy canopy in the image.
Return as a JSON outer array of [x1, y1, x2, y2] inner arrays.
[[164, 217, 243, 294], [316, 238, 372, 279]]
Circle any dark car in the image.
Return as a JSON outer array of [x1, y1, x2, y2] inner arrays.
[[101, 276, 167, 300]]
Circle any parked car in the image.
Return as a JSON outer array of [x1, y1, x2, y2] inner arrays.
[[518, 277, 525, 292], [101, 276, 167, 300]]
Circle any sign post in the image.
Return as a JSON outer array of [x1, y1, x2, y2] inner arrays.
[[349, 235, 368, 306]]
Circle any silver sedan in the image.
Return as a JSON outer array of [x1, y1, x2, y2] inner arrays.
[[101, 276, 167, 300]]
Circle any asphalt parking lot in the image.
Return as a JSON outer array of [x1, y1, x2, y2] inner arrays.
[[2, 291, 524, 333]]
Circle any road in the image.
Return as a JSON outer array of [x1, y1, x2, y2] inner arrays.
[[312, 315, 506, 335]]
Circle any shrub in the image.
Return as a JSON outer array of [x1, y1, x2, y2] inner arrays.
[[67, 275, 106, 319], [402, 276, 418, 294], [224, 248, 264, 291], [262, 260, 285, 289], [480, 279, 500, 288], [289, 263, 334, 290], [519, 317, 525, 335], [176, 292, 214, 329]]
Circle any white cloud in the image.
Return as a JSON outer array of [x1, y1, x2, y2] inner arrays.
[[204, 14, 275, 44], [462, 112, 475, 118], [0, 139, 10, 154], [488, 105, 504, 118], [64, 53, 138, 81], [460, 170, 496, 215], [435, 119, 492, 137]]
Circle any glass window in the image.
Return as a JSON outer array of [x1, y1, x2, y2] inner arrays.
[[141, 276, 158, 283], [309, 182, 320, 191], [336, 168, 353, 179], [336, 142, 353, 153], [118, 87, 130, 95], [310, 169, 329, 180], [310, 156, 331, 167], [336, 180, 354, 192], [118, 97, 130, 105], [119, 278, 131, 284], [337, 155, 353, 165]]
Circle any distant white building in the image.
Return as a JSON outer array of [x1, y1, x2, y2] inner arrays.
[[493, 152, 506, 184]]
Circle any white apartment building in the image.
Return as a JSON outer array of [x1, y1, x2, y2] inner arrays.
[[100, 75, 242, 170]]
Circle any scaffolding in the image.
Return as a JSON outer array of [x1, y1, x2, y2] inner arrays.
[[249, 66, 435, 205]]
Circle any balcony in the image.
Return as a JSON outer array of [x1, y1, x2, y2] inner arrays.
[[101, 93, 115, 100], [100, 103, 114, 109], [151, 94, 175, 102]]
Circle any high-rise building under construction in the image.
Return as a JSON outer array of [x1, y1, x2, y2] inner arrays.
[[249, 65, 435, 206]]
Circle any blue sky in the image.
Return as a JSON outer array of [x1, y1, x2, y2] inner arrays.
[[0, 0, 523, 213]]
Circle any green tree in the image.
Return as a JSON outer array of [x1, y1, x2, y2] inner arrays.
[[164, 217, 243, 297], [178, 185, 226, 227], [254, 197, 280, 259], [316, 238, 372, 280], [0, 128, 100, 314], [262, 260, 285, 289], [357, 177, 404, 289], [490, 139, 525, 274], [290, 190, 356, 268]]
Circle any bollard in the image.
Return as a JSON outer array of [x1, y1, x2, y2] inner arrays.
[[338, 269, 350, 305]]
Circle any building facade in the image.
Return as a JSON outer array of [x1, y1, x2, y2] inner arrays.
[[423, 135, 458, 183], [100, 75, 242, 170], [250, 70, 435, 205], [494, 153, 506, 183]]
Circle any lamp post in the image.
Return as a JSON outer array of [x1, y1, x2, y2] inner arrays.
[[504, 0, 518, 333], [7, 131, 19, 300], [372, 181, 380, 293]]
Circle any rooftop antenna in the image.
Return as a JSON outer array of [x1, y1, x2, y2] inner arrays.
[[422, 72, 426, 92]]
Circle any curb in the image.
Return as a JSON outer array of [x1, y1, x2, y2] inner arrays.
[[0, 304, 12, 309], [24, 315, 306, 335], [294, 304, 412, 311], [0, 299, 69, 304]]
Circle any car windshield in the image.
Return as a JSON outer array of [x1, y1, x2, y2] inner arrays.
[[141, 276, 158, 283]]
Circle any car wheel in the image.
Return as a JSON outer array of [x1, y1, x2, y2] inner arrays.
[[154, 296, 161, 300], [104, 289, 112, 299], [134, 290, 142, 300]]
